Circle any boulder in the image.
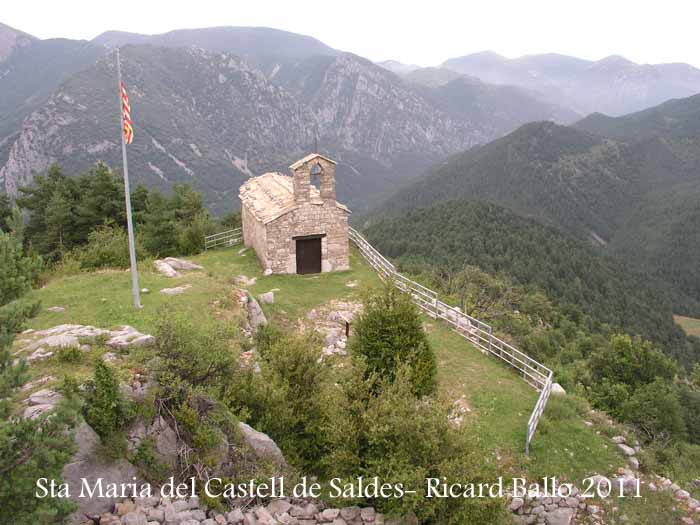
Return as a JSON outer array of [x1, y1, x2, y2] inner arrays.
[[23, 404, 54, 419], [122, 512, 148, 525], [47, 306, 66, 313], [266, 500, 292, 516], [551, 383, 566, 396], [160, 284, 192, 295], [28, 388, 63, 406], [63, 422, 140, 524], [150, 416, 180, 468], [611, 436, 626, 444], [16, 324, 153, 355], [617, 443, 636, 457], [236, 275, 257, 287], [258, 291, 275, 304], [237, 422, 286, 467], [20, 375, 56, 391], [248, 297, 267, 331], [162, 257, 203, 271], [154, 260, 179, 277], [545, 507, 575, 525], [509, 497, 524, 511], [27, 348, 54, 362]]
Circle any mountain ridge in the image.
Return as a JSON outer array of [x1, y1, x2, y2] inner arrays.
[[442, 51, 700, 116]]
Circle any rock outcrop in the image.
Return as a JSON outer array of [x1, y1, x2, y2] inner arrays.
[[14, 324, 155, 356], [63, 423, 140, 524]]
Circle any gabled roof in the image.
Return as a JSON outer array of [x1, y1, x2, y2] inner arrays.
[[289, 153, 337, 170], [239, 172, 350, 224]]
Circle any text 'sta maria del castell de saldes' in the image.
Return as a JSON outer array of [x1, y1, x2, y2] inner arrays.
[[239, 153, 351, 275]]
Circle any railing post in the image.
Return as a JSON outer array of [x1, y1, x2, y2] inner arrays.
[[488, 325, 493, 355]]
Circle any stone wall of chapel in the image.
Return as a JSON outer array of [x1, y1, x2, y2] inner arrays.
[[265, 202, 349, 274]]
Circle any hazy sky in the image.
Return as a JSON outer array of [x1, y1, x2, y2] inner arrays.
[[4, 0, 700, 67]]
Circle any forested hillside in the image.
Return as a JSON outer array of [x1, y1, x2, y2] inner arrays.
[[373, 94, 700, 307], [364, 200, 700, 366]]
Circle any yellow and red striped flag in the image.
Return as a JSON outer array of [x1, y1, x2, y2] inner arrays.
[[120, 81, 133, 145]]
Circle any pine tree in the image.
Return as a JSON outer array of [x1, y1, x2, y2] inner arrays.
[[0, 194, 12, 232], [74, 163, 125, 241], [350, 283, 437, 397]]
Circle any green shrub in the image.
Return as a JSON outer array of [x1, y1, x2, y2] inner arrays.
[[229, 332, 331, 472], [0, 230, 42, 305], [133, 437, 170, 484], [325, 366, 508, 523], [70, 225, 145, 270], [57, 346, 83, 364], [0, 401, 79, 524], [619, 379, 686, 443], [678, 385, 700, 444], [177, 210, 213, 255], [349, 283, 437, 397], [83, 362, 134, 438], [151, 310, 237, 402]]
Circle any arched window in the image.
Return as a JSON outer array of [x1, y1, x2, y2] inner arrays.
[[310, 162, 323, 193]]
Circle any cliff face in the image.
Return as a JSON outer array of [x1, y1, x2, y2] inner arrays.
[[1, 44, 573, 213]]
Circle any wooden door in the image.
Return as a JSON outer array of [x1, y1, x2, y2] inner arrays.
[[296, 237, 322, 274]]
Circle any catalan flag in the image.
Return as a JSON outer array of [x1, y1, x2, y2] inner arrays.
[[120, 81, 133, 145]]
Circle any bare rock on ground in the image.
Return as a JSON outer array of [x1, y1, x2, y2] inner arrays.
[[258, 291, 274, 304], [247, 296, 267, 331], [235, 275, 257, 287], [14, 324, 155, 357], [153, 259, 179, 277], [238, 422, 286, 467], [162, 257, 203, 271], [159, 284, 192, 295], [63, 422, 140, 524]]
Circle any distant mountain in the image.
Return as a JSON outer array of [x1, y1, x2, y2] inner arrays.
[[0, 22, 34, 61], [376, 60, 420, 75], [442, 51, 700, 116], [0, 45, 316, 213], [0, 27, 575, 213], [372, 93, 700, 305], [402, 67, 464, 87], [92, 26, 339, 76], [575, 93, 700, 140], [0, 34, 105, 139]]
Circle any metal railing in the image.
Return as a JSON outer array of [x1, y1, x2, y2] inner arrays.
[[349, 227, 553, 455], [204, 228, 242, 250]]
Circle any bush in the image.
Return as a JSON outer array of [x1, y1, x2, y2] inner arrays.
[[57, 346, 83, 364], [619, 379, 686, 443], [229, 332, 331, 472], [589, 334, 677, 390], [678, 385, 700, 445], [0, 401, 79, 524], [350, 283, 437, 397], [70, 225, 145, 270], [177, 210, 213, 255], [151, 310, 237, 402], [0, 230, 42, 305], [83, 362, 134, 438], [325, 366, 508, 523], [133, 437, 169, 484]]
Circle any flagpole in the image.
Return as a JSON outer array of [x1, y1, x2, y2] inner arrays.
[[116, 48, 142, 309]]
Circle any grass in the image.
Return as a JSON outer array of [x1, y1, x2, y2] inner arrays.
[[675, 315, 700, 337], [17, 244, 626, 486]]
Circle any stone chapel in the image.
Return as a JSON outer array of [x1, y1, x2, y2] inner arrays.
[[239, 153, 350, 274]]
